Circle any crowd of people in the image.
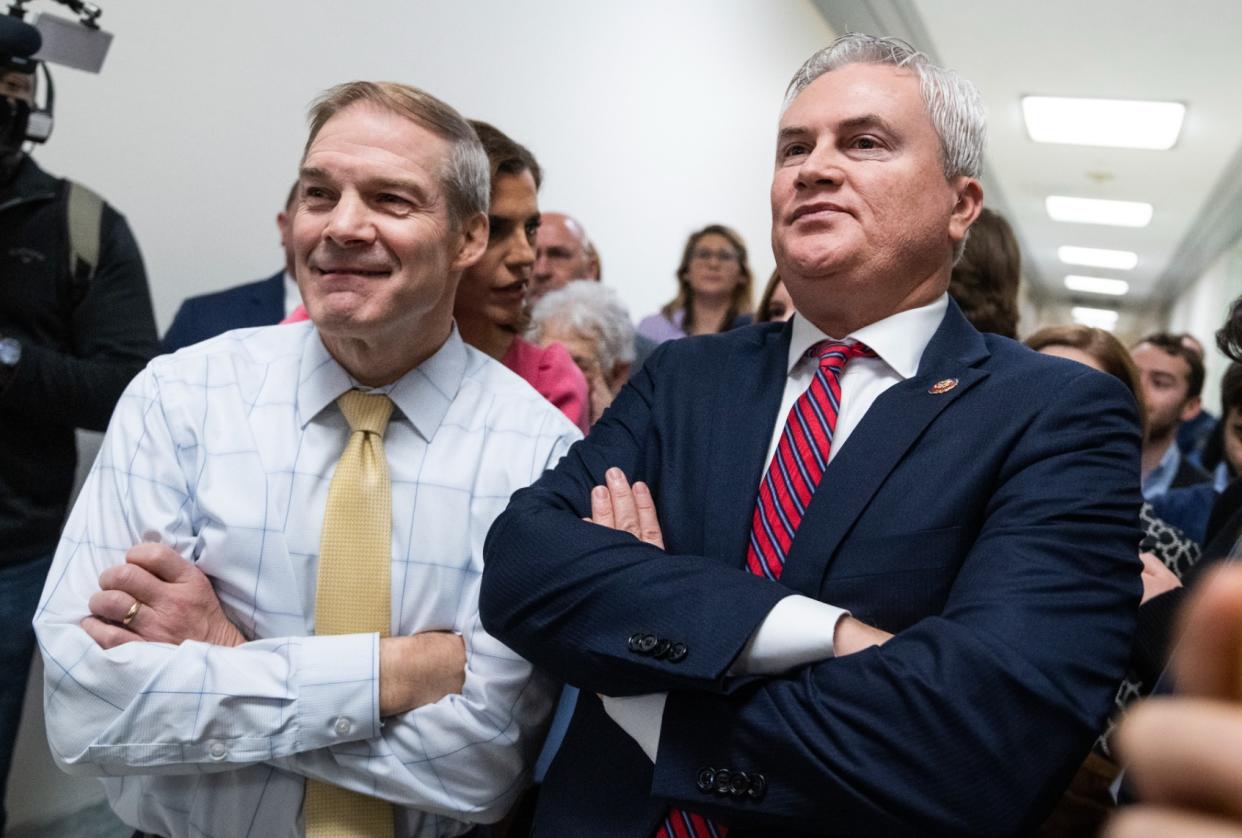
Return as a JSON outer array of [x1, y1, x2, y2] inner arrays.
[[4, 17, 1242, 838]]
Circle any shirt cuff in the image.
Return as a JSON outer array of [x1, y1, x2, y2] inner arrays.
[[292, 633, 381, 750], [600, 692, 666, 763], [729, 595, 849, 676]]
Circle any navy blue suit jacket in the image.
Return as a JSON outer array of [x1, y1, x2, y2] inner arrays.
[[162, 270, 285, 352], [480, 301, 1143, 836]]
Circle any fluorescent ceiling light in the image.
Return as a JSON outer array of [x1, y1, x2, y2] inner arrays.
[[1023, 96, 1185, 150], [1064, 275, 1130, 296], [1047, 195, 1153, 227], [1058, 246, 1138, 270], [1071, 306, 1120, 331]]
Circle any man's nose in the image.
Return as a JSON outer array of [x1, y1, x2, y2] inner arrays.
[[533, 249, 550, 280], [796, 144, 845, 189], [323, 194, 375, 245]]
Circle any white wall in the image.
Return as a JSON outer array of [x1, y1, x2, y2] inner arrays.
[[32, 0, 837, 332], [1168, 238, 1242, 416], [8, 2, 838, 831]]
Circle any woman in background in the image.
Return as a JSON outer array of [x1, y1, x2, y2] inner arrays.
[[453, 120, 589, 433], [755, 270, 795, 323], [636, 224, 753, 342]]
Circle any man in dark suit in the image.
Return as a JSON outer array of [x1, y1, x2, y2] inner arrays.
[[162, 184, 299, 351], [480, 33, 1142, 836]]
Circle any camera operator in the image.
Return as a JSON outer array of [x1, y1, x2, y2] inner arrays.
[[0, 15, 158, 831]]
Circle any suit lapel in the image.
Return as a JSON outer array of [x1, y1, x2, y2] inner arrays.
[[778, 301, 992, 595], [702, 323, 792, 567]]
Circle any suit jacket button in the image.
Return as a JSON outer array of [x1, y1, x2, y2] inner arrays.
[[627, 632, 644, 652], [638, 634, 659, 654], [668, 642, 688, 663], [713, 768, 732, 795], [696, 767, 716, 793], [746, 772, 767, 801], [653, 638, 672, 659], [729, 771, 749, 797]]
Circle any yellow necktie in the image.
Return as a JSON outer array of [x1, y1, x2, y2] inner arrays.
[[304, 390, 396, 838]]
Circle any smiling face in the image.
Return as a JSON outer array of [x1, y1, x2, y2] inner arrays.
[[771, 62, 981, 333], [293, 103, 484, 354], [454, 170, 541, 330]]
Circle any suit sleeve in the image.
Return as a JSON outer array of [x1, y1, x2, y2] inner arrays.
[[481, 342, 792, 698], [649, 368, 1143, 835]]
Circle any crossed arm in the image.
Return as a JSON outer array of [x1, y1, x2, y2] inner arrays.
[[80, 542, 465, 718], [583, 470, 891, 762], [584, 469, 892, 663]]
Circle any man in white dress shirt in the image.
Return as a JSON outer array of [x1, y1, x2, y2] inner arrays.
[[34, 81, 579, 838]]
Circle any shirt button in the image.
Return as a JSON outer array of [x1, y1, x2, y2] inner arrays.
[[207, 740, 226, 760], [333, 717, 352, 736]]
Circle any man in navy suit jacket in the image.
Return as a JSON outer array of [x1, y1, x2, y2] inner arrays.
[[163, 185, 298, 352], [480, 33, 1142, 836]]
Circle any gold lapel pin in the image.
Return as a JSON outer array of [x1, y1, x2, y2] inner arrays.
[[928, 378, 959, 395]]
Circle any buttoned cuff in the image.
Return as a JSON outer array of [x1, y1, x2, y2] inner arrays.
[[729, 595, 849, 676], [293, 633, 380, 750]]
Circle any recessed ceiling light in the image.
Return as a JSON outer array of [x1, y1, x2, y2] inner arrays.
[[1047, 196, 1153, 227], [1071, 306, 1120, 331], [1023, 96, 1185, 150], [1058, 246, 1139, 270], [1065, 275, 1130, 296]]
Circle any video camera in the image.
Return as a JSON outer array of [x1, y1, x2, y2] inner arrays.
[[1, 1, 113, 146]]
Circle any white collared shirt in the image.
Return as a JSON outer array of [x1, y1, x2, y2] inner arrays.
[[35, 321, 580, 837], [602, 295, 950, 762], [765, 295, 949, 469]]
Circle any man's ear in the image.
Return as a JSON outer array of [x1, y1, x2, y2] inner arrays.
[[1181, 394, 1203, 423], [948, 177, 984, 246], [276, 211, 291, 249], [451, 211, 489, 272]]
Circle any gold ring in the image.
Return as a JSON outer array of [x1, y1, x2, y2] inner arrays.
[[121, 600, 142, 626]]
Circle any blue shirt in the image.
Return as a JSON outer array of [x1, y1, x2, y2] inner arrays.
[[1143, 442, 1182, 500]]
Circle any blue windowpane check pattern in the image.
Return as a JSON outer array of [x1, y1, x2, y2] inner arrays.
[[33, 322, 579, 838]]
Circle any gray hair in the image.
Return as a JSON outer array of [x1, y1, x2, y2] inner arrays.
[[529, 282, 636, 374], [304, 81, 490, 227], [785, 33, 986, 181]]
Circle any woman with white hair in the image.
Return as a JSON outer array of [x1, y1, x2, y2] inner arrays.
[[529, 281, 636, 426]]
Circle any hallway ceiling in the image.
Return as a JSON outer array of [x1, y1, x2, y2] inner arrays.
[[812, 0, 1242, 311]]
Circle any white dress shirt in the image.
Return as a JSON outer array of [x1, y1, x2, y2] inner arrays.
[[603, 295, 949, 761], [34, 322, 580, 838]]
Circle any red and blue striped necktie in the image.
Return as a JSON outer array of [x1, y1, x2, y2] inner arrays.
[[655, 338, 876, 838]]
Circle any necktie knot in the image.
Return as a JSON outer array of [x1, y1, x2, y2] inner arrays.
[[338, 390, 394, 437], [809, 339, 876, 374]]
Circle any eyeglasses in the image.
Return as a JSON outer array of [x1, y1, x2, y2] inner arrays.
[[691, 249, 739, 264]]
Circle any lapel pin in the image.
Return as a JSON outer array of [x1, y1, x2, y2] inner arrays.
[[928, 378, 958, 395]]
